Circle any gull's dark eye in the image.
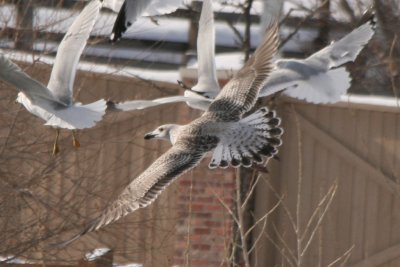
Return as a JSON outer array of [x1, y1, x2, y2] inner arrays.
[[159, 128, 164, 132]]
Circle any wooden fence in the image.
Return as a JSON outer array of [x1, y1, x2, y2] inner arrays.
[[253, 97, 400, 267]]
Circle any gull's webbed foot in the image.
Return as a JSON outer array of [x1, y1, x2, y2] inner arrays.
[[52, 129, 60, 156], [72, 131, 80, 149]]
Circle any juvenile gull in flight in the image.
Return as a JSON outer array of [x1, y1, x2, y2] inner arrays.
[[110, 0, 218, 111], [53, 21, 281, 247], [0, 0, 107, 154]]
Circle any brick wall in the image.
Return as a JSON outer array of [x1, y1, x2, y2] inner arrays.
[[172, 74, 236, 267], [174, 165, 236, 267]]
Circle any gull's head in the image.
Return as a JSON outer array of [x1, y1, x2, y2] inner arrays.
[[144, 124, 181, 144]]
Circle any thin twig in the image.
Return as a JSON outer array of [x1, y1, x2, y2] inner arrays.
[[301, 183, 338, 257], [235, 169, 251, 267], [327, 245, 354, 267]]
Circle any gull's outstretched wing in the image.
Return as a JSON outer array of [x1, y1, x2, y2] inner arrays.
[[259, 61, 352, 103], [258, 20, 374, 103], [110, 0, 183, 42], [53, 144, 206, 248], [110, 0, 151, 42], [111, 95, 212, 111], [207, 23, 279, 119], [191, 0, 220, 94], [261, 0, 283, 30], [103, 0, 123, 12], [0, 54, 65, 106], [47, 0, 102, 105], [306, 20, 375, 69]]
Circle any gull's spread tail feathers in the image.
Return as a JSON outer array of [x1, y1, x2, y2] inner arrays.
[[284, 67, 351, 104], [45, 100, 107, 129], [209, 107, 283, 169]]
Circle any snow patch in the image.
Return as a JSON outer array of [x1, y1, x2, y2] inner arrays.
[[0, 49, 180, 84], [85, 247, 111, 261]]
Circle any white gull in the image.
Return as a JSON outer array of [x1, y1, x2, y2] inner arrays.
[[259, 19, 375, 103], [111, 9, 375, 113], [109, 0, 218, 112], [0, 0, 107, 154]]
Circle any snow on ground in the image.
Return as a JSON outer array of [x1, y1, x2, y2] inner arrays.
[[340, 95, 400, 110], [113, 263, 143, 267], [33, 41, 183, 65], [0, 255, 34, 264], [33, 6, 262, 48], [0, 49, 180, 84], [84, 247, 144, 266], [0, 5, 16, 28], [85, 247, 111, 261]]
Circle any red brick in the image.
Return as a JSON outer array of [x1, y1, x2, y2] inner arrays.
[[193, 212, 212, 219], [191, 203, 204, 211], [173, 162, 236, 266], [193, 228, 211, 235], [192, 244, 211, 250], [204, 220, 222, 227]]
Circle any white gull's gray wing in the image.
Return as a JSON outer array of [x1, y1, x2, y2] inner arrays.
[[282, 67, 351, 103], [191, 0, 220, 94], [305, 20, 375, 69], [259, 62, 352, 103], [53, 144, 206, 247], [258, 20, 374, 103], [143, 0, 183, 16], [47, 0, 102, 105], [207, 23, 279, 119], [110, 0, 152, 42], [103, 0, 123, 12], [109, 0, 183, 42], [111, 95, 212, 111], [0, 54, 65, 106]]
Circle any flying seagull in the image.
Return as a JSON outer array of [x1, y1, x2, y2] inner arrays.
[[53, 21, 281, 248], [259, 19, 375, 103], [104, 0, 184, 42], [0, 0, 106, 155], [111, 11, 374, 113], [110, 0, 218, 112]]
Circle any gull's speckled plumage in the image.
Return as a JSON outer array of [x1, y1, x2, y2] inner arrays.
[[53, 18, 280, 248]]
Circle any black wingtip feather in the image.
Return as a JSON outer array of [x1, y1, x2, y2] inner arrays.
[[267, 118, 280, 126], [269, 128, 284, 136], [110, 2, 127, 42], [220, 160, 229, 168], [231, 158, 240, 167], [241, 157, 252, 167]]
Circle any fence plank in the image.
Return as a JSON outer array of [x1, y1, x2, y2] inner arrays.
[[351, 243, 400, 267], [295, 109, 400, 197]]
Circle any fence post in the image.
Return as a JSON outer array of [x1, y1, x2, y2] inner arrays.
[[77, 249, 113, 267]]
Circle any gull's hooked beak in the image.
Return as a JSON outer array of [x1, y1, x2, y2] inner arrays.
[[144, 132, 157, 140]]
